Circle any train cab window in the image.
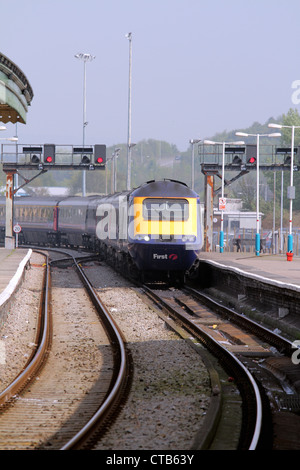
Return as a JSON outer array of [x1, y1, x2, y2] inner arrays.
[[143, 198, 189, 221]]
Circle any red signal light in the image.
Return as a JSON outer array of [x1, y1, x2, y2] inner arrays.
[[248, 157, 256, 164], [43, 144, 55, 164], [94, 144, 106, 165]]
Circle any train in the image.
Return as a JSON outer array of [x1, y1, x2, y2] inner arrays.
[[0, 179, 203, 284]]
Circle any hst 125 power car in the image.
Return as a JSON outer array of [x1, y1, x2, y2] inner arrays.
[[0, 179, 203, 284]]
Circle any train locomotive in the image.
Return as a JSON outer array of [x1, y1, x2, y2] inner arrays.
[[0, 179, 203, 284]]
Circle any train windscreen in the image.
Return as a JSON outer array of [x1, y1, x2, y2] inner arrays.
[[142, 198, 189, 221]]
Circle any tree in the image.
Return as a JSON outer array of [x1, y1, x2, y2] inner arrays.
[[230, 172, 256, 211], [278, 109, 300, 212], [281, 108, 300, 146]]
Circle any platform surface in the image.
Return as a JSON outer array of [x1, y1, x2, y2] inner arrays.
[[198, 252, 300, 289], [0, 248, 32, 298]]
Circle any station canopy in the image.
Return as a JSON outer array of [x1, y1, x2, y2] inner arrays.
[[0, 53, 33, 124]]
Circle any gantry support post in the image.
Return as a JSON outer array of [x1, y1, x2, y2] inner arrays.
[[204, 174, 214, 252]]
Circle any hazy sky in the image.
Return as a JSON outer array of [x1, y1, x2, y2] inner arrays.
[[1, 0, 300, 151]]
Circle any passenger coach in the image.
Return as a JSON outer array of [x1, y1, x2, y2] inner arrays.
[[0, 179, 203, 284], [95, 180, 203, 283]]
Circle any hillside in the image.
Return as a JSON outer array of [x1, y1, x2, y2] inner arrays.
[[1, 108, 300, 231]]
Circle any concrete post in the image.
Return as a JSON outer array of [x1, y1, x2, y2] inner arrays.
[[5, 171, 15, 249]]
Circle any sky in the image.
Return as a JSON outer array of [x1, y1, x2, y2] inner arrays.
[[1, 0, 300, 152]]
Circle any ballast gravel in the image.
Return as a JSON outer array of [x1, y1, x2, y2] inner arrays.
[[0, 254, 211, 450], [87, 263, 211, 450]]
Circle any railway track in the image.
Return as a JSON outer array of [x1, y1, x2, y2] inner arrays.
[[141, 283, 300, 450], [1, 245, 299, 450], [55, 249, 133, 450], [0, 250, 51, 408], [0, 248, 132, 450]]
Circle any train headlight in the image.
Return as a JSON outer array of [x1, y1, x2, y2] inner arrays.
[[182, 235, 196, 242], [135, 235, 150, 241]]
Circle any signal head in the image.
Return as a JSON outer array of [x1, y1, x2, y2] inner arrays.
[[94, 144, 106, 167], [43, 144, 55, 164]]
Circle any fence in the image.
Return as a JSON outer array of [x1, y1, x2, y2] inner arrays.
[[212, 228, 300, 255]]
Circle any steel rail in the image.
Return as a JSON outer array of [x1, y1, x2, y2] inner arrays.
[[0, 250, 50, 406], [142, 285, 263, 450], [185, 286, 295, 356], [61, 255, 128, 449], [45, 249, 129, 450]]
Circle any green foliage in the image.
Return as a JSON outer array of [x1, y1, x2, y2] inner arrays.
[[201, 108, 300, 226], [87, 139, 203, 195], [281, 108, 300, 146], [1, 107, 300, 225], [262, 108, 300, 217]]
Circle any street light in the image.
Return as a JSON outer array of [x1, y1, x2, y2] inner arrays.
[[236, 131, 281, 256], [204, 139, 245, 253], [75, 52, 96, 196], [112, 147, 120, 193], [269, 122, 300, 258], [126, 32, 133, 190], [189, 139, 201, 190]]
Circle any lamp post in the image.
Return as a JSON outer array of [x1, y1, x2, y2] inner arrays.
[[204, 139, 245, 253], [126, 32, 133, 190], [269, 122, 300, 258], [236, 131, 281, 256], [189, 139, 201, 190], [112, 147, 120, 193], [75, 52, 95, 196]]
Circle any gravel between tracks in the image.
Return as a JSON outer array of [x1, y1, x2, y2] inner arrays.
[[0, 254, 211, 450], [86, 263, 211, 450]]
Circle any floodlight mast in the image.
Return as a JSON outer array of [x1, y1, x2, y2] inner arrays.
[[126, 33, 133, 191], [75, 52, 96, 196]]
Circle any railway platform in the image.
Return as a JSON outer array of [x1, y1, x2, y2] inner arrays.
[[0, 248, 32, 314], [198, 252, 300, 289], [197, 252, 300, 337]]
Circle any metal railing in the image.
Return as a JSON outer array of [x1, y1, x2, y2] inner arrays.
[[212, 229, 299, 255]]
